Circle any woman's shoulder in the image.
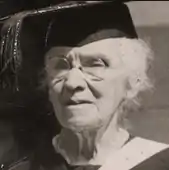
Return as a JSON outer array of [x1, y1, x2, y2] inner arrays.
[[5, 137, 169, 170], [100, 137, 169, 170]]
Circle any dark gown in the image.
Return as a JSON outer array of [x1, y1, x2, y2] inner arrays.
[[2, 147, 169, 170], [1, 136, 169, 170]]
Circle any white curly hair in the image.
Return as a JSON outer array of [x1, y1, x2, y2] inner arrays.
[[117, 38, 153, 106]]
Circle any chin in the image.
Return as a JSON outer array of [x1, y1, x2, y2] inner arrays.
[[57, 104, 114, 131], [60, 104, 100, 127], [70, 119, 102, 132], [60, 113, 103, 132]]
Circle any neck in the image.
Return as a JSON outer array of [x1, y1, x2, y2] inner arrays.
[[52, 115, 129, 166]]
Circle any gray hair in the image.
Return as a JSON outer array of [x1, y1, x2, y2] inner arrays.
[[118, 38, 153, 105], [115, 38, 154, 126]]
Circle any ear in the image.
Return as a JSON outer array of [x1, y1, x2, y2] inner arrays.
[[126, 73, 142, 101]]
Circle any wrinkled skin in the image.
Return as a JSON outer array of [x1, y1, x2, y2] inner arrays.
[[45, 39, 128, 132]]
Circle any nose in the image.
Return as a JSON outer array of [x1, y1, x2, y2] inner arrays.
[[64, 68, 86, 92]]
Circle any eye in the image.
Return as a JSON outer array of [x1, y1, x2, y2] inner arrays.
[[54, 58, 70, 70], [82, 58, 107, 68], [47, 57, 70, 70], [91, 58, 106, 67], [46, 57, 71, 79]]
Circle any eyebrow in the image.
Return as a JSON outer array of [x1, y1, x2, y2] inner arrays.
[[47, 54, 66, 60], [79, 53, 110, 61], [46, 47, 73, 59]]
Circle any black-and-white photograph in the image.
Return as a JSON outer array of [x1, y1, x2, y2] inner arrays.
[[0, 1, 169, 170]]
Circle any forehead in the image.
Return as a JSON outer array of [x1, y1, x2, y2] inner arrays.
[[45, 38, 126, 60], [74, 38, 120, 57], [78, 38, 119, 50]]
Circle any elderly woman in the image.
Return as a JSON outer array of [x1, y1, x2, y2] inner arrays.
[[1, 1, 169, 170]]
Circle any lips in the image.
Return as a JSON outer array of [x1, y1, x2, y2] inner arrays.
[[65, 99, 93, 106]]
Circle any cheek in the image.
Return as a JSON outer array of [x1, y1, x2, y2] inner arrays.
[[88, 75, 127, 117], [48, 81, 64, 107], [48, 78, 64, 94], [88, 75, 127, 99], [99, 81, 126, 107], [48, 85, 66, 125]]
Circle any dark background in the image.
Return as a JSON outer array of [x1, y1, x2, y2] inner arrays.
[[0, 0, 169, 165]]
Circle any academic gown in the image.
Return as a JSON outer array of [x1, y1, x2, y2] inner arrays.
[[2, 137, 169, 170]]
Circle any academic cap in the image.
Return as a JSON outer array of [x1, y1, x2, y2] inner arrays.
[[0, 1, 137, 91]]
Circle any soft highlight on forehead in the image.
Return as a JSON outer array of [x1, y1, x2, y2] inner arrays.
[[45, 38, 152, 71]]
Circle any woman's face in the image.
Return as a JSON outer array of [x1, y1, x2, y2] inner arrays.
[[45, 39, 128, 131]]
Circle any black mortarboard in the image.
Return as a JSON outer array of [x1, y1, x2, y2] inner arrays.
[[46, 1, 137, 48], [0, 1, 137, 91]]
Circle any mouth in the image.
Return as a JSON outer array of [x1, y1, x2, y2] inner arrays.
[[65, 100, 93, 106]]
